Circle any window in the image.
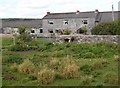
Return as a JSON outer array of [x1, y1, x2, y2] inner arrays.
[[48, 29, 53, 33], [48, 21, 53, 24], [40, 29, 43, 33], [31, 30, 35, 33], [82, 20, 88, 24], [64, 20, 69, 24], [55, 30, 59, 33]]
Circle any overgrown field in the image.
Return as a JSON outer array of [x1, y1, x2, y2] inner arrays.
[[2, 37, 119, 86]]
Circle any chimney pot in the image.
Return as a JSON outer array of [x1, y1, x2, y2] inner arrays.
[[95, 9, 99, 13], [47, 12, 50, 15], [76, 10, 80, 14]]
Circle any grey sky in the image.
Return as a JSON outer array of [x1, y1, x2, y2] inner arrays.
[[0, 0, 119, 18]]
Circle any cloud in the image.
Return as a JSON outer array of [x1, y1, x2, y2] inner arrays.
[[0, 0, 119, 18]]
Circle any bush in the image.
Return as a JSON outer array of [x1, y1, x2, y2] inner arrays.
[[60, 56, 80, 79], [60, 63, 80, 79], [77, 27, 87, 34], [91, 20, 120, 35], [63, 29, 71, 35], [18, 59, 35, 74], [37, 67, 55, 84], [49, 58, 60, 70]]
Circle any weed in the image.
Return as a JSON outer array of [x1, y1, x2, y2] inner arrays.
[[49, 58, 60, 70], [60, 56, 80, 79], [37, 67, 55, 84], [18, 59, 35, 74]]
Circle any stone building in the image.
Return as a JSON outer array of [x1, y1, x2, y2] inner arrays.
[[0, 10, 119, 37], [0, 19, 42, 36], [42, 10, 119, 35]]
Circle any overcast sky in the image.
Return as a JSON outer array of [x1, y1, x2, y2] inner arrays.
[[0, 0, 119, 18]]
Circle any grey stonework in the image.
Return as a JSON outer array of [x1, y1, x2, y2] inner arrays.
[[42, 18, 95, 35], [42, 11, 119, 36], [55, 35, 119, 44]]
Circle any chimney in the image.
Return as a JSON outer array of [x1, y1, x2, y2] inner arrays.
[[47, 12, 50, 15], [76, 10, 80, 14], [95, 9, 99, 13]]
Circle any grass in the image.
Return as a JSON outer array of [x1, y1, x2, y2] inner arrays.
[[2, 37, 13, 48], [2, 37, 119, 86]]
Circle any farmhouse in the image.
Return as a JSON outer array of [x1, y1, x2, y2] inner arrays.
[[42, 10, 119, 35], [0, 10, 119, 37]]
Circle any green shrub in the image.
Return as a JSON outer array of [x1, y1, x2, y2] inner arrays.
[[77, 27, 87, 34], [63, 29, 71, 35], [37, 67, 55, 84], [18, 59, 35, 74], [91, 20, 120, 35]]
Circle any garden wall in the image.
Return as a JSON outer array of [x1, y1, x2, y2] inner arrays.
[[55, 35, 119, 44]]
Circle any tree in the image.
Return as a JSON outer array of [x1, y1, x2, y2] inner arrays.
[[10, 24, 38, 51], [17, 24, 31, 42], [15, 24, 33, 48]]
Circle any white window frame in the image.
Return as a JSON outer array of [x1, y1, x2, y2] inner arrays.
[[63, 20, 69, 25], [82, 20, 88, 24]]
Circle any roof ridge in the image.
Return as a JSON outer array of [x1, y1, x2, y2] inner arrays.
[[49, 11, 95, 15]]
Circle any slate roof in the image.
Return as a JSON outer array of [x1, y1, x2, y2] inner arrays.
[[2, 19, 42, 28], [43, 11, 97, 19], [99, 11, 119, 23], [43, 11, 119, 23]]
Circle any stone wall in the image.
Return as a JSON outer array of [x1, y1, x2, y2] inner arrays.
[[55, 35, 119, 44]]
